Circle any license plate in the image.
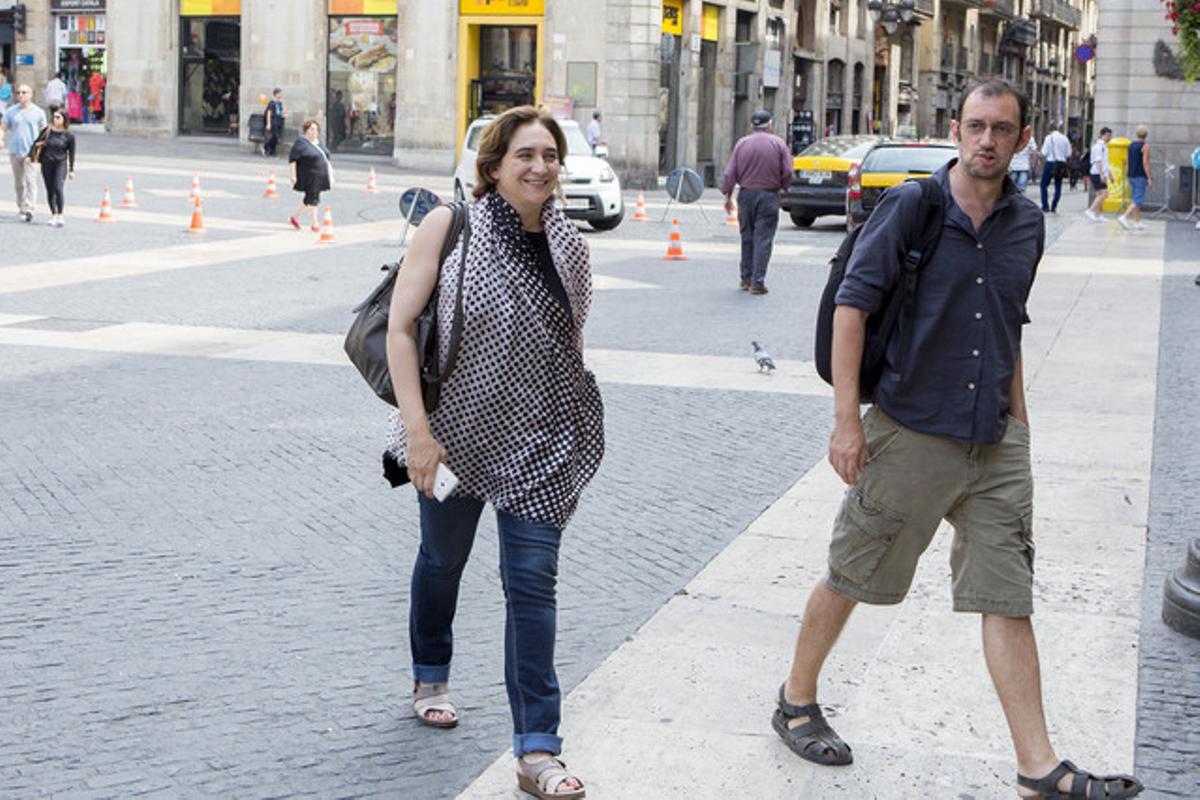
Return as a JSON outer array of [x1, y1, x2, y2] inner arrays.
[[801, 170, 832, 185], [564, 197, 590, 210]]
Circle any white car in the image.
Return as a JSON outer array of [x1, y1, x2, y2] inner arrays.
[[453, 116, 625, 231]]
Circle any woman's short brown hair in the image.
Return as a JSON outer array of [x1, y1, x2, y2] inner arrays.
[[302, 119, 320, 134], [50, 107, 69, 129], [472, 106, 567, 200]]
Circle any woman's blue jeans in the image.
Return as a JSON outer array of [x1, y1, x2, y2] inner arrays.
[[410, 493, 564, 757]]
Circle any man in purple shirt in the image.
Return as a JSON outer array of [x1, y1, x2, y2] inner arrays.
[[721, 110, 792, 294]]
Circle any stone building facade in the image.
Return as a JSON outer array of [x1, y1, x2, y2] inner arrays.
[[1, 0, 882, 187]]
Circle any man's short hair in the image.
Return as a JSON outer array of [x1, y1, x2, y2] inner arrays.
[[751, 110, 772, 128], [273, 87, 282, 96], [54, 72, 63, 80], [593, 110, 601, 120], [956, 78, 1028, 131], [1099, 126, 1112, 136]]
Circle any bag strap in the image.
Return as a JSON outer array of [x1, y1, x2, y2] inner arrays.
[[873, 177, 945, 343], [427, 201, 471, 384]]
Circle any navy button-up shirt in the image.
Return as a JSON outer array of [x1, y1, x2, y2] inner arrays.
[[835, 160, 1044, 444]]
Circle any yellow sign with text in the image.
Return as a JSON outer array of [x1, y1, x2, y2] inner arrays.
[[662, 0, 683, 35], [329, 0, 398, 13], [702, 4, 719, 41], [180, 0, 241, 15], [459, 0, 544, 15]]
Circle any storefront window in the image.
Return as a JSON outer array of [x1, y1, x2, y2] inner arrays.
[[180, 17, 241, 135], [328, 17, 397, 154], [54, 13, 106, 123], [470, 26, 535, 122]]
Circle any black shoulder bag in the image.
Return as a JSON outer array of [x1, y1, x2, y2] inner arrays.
[[344, 201, 470, 410]]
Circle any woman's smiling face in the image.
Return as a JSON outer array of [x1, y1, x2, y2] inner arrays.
[[490, 121, 560, 218]]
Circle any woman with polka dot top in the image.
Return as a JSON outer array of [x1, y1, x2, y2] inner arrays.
[[384, 106, 603, 800]]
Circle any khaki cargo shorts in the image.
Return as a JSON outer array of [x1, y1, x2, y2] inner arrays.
[[826, 406, 1035, 617]]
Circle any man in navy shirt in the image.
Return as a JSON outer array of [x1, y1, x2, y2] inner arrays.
[[263, 88, 285, 157], [771, 80, 1143, 799]]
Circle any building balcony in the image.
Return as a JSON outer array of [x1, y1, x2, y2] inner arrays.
[[1030, 0, 1081, 30], [915, 0, 936, 16], [980, 0, 1016, 18]]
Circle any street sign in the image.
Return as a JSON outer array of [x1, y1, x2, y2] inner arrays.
[[397, 187, 443, 244], [1076, 43, 1094, 64], [665, 167, 704, 204], [15, 55, 34, 66]]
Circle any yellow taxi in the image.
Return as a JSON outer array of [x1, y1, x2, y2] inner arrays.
[[780, 135, 884, 227], [846, 141, 957, 230]]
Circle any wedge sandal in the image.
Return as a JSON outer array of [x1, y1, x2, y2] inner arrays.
[[516, 755, 585, 799], [412, 681, 458, 729], [771, 683, 853, 766], [1017, 759, 1143, 799]]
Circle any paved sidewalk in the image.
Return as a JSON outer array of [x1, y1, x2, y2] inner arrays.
[[462, 214, 1170, 798]]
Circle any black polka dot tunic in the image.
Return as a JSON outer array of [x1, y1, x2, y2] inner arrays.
[[387, 191, 605, 527]]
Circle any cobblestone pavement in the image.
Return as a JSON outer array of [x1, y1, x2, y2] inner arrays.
[[1, 133, 1186, 798], [1134, 221, 1200, 799]]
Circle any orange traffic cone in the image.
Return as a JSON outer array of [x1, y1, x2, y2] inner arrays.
[[95, 186, 115, 222], [632, 190, 649, 222], [186, 196, 206, 234], [365, 166, 379, 193], [315, 207, 336, 243], [119, 177, 138, 208], [187, 173, 201, 201], [264, 171, 279, 198], [662, 218, 687, 260], [725, 196, 739, 226]]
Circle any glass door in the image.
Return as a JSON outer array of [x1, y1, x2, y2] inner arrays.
[[179, 16, 241, 135]]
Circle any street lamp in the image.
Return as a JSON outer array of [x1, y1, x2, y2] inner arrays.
[[869, 0, 915, 35]]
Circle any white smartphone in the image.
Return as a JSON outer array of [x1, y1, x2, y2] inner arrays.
[[432, 462, 459, 502]]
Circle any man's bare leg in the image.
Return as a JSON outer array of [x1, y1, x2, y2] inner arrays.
[[982, 614, 1065, 795], [783, 579, 858, 723]]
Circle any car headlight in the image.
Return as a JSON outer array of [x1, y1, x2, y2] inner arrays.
[[599, 166, 616, 183]]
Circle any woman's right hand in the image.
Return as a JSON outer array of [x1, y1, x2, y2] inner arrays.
[[406, 427, 448, 498]]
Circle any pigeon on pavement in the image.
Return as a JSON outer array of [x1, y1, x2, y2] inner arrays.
[[752, 340, 776, 373]]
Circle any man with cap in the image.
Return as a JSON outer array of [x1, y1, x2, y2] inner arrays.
[[721, 110, 792, 294]]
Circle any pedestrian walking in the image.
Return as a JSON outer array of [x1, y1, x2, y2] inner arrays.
[[1038, 121, 1071, 212], [1118, 125, 1152, 231], [773, 79, 1143, 800], [585, 109, 603, 154], [383, 105, 603, 800], [721, 109, 792, 295], [1008, 135, 1037, 191], [287, 119, 333, 232], [263, 88, 284, 156], [0, 67, 12, 116], [1, 85, 47, 222], [44, 72, 67, 110], [36, 107, 75, 228], [1084, 127, 1113, 222]]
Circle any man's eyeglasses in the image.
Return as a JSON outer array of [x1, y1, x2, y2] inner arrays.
[[961, 120, 1019, 139]]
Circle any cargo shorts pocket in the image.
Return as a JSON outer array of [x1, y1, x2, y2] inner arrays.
[[829, 487, 906, 586], [1019, 511, 1035, 574]]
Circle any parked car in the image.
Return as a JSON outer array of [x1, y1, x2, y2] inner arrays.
[[846, 141, 958, 230], [780, 135, 884, 227], [453, 115, 625, 231]]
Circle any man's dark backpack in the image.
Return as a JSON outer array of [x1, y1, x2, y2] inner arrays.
[[814, 178, 945, 402]]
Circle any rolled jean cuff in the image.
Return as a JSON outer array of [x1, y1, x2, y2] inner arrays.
[[412, 663, 450, 684], [513, 733, 563, 758]]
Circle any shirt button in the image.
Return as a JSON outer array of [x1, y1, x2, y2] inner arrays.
[[976, 242, 984, 250], [975, 312, 983, 320], [968, 382, 976, 390], [972, 349, 980, 357], [976, 276, 984, 284]]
